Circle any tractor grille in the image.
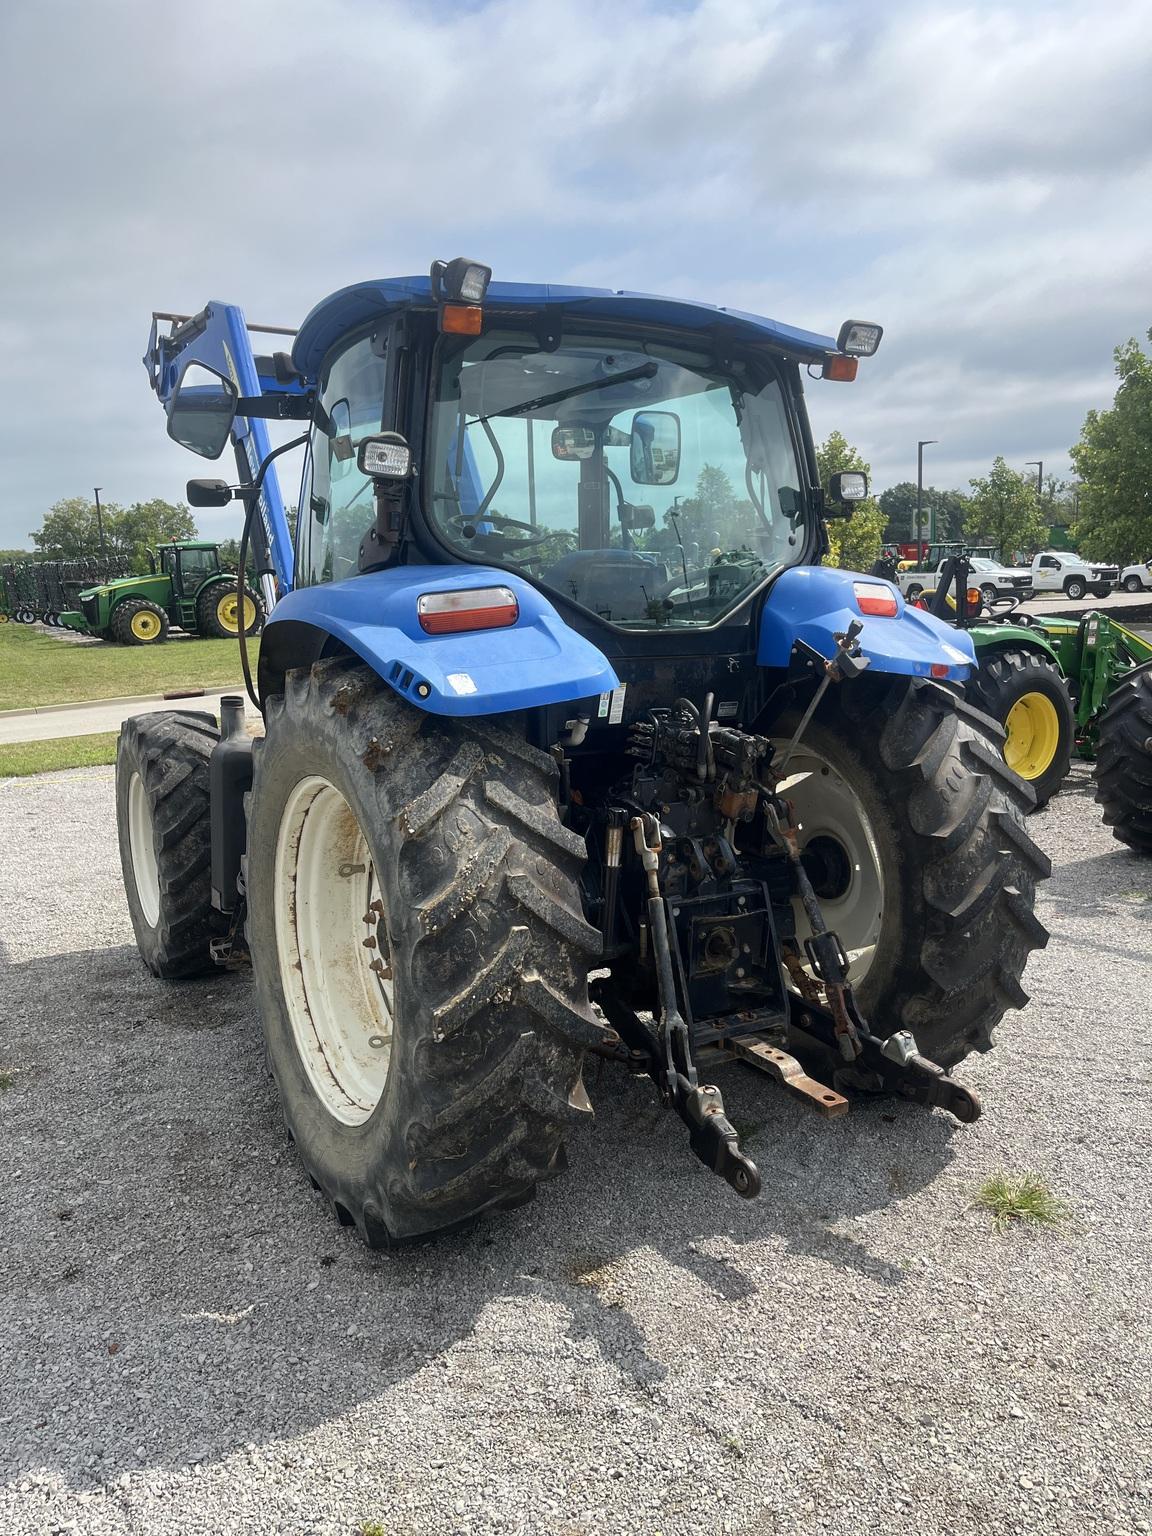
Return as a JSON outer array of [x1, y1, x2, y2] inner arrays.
[[81, 596, 99, 625]]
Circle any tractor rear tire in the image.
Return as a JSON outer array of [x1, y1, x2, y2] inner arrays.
[[245, 658, 606, 1246], [111, 597, 170, 646], [964, 647, 1075, 809], [115, 710, 223, 978], [1094, 661, 1152, 853], [196, 579, 264, 639], [775, 677, 1050, 1068]]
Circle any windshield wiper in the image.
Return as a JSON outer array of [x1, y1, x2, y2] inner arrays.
[[475, 361, 659, 423]]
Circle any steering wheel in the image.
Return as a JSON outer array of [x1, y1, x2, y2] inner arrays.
[[983, 592, 1022, 618], [448, 513, 552, 551]]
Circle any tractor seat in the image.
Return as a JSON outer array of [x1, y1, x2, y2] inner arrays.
[[543, 549, 671, 622]]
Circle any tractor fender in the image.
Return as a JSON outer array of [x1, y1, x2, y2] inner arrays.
[[970, 625, 1064, 670], [757, 565, 975, 681], [261, 566, 619, 716]]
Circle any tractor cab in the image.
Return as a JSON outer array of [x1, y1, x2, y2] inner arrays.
[[157, 541, 223, 607]]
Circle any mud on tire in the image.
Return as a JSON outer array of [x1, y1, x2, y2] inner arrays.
[[116, 710, 222, 978], [787, 677, 1051, 1068], [1094, 660, 1152, 853], [245, 658, 608, 1247]]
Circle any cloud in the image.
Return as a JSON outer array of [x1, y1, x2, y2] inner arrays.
[[0, 0, 1149, 545]]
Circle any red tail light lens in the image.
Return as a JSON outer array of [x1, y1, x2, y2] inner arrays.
[[417, 586, 519, 634], [852, 581, 899, 617]]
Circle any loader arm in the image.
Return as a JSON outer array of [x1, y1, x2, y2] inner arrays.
[[144, 304, 306, 602]]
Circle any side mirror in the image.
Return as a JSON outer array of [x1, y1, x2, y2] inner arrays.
[[551, 426, 596, 462], [630, 411, 681, 485], [620, 502, 655, 530], [166, 361, 238, 460], [186, 478, 233, 508]]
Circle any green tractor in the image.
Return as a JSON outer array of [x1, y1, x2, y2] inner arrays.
[[918, 558, 1152, 808], [62, 540, 263, 645]]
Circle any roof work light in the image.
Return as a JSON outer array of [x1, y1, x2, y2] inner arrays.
[[836, 320, 884, 357], [430, 257, 492, 305]]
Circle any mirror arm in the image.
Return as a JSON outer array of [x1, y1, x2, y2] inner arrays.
[[235, 392, 314, 422]]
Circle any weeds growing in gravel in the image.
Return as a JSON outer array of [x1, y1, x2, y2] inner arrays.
[[359, 1522, 388, 1536], [0, 1070, 16, 1093], [973, 1171, 1071, 1232]]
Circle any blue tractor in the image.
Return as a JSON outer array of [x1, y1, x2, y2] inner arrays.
[[117, 261, 1049, 1245]]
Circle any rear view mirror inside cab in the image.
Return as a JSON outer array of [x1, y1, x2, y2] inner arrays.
[[630, 411, 681, 485]]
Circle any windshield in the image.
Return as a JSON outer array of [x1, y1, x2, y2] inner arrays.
[[426, 326, 807, 628], [968, 558, 999, 571]]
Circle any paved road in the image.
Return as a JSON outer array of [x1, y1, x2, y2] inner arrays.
[[0, 690, 258, 745], [0, 762, 1149, 1535]]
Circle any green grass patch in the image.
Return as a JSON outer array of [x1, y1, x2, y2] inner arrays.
[[359, 1524, 388, 1536], [0, 732, 119, 778], [973, 1171, 1071, 1232], [0, 1070, 16, 1092], [0, 623, 242, 711]]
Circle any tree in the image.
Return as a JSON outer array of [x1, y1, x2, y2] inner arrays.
[[1069, 330, 1152, 563], [29, 496, 198, 569], [816, 431, 886, 572], [966, 457, 1047, 562], [118, 500, 198, 570], [30, 497, 121, 559]]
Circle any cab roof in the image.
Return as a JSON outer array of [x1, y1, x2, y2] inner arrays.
[[291, 277, 838, 381]]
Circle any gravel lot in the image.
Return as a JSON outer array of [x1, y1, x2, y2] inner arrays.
[[1, 760, 1150, 1536]]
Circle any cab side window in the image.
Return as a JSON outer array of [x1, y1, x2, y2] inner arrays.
[[300, 336, 387, 586]]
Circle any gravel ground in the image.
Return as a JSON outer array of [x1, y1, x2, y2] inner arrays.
[[1, 760, 1150, 1536]]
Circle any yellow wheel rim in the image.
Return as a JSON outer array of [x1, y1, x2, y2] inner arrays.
[[216, 593, 256, 634], [1004, 692, 1061, 780], [131, 609, 161, 640]]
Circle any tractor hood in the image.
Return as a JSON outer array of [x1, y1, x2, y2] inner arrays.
[[757, 565, 975, 681]]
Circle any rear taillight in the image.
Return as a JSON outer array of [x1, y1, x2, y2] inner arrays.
[[852, 581, 899, 617], [417, 586, 519, 635]]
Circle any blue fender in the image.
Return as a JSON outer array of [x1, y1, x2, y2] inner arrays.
[[758, 566, 975, 680], [265, 566, 619, 716]]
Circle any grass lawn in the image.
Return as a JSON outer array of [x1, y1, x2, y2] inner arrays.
[[0, 624, 242, 712], [0, 731, 120, 777]]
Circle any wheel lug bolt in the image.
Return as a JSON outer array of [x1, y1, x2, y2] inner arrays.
[[362, 936, 377, 949]]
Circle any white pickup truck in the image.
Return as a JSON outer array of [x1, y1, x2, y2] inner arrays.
[[897, 555, 1031, 605], [1030, 551, 1118, 599], [1120, 560, 1152, 593]]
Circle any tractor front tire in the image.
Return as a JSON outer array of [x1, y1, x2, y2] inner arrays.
[[775, 678, 1050, 1068], [115, 711, 222, 978], [245, 659, 606, 1247], [1094, 661, 1152, 853], [111, 597, 170, 646], [964, 647, 1075, 809], [196, 580, 264, 639]]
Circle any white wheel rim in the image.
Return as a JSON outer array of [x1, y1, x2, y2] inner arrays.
[[274, 775, 394, 1125], [127, 771, 161, 927], [772, 745, 885, 984]]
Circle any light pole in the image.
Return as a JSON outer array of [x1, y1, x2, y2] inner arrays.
[[1025, 460, 1044, 497], [93, 486, 107, 557], [916, 440, 937, 563]]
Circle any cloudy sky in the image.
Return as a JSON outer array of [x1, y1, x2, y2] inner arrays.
[[1, 0, 1150, 548]]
